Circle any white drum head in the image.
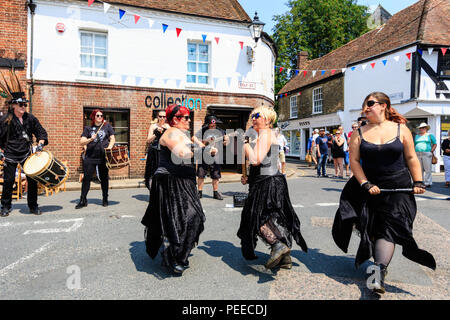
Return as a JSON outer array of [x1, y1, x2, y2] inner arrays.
[[23, 151, 51, 176]]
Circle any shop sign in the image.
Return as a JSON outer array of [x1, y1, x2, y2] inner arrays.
[[145, 91, 202, 110], [238, 81, 256, 90]]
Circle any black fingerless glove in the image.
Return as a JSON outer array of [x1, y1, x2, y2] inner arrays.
[[413, 181, 426, 189], [361, 181, 376, 192], [36, 144, 43, 152]]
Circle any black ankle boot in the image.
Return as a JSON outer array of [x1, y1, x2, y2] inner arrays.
[[265, 241, 290, 269], [373, 263, 388, 294], [213, 191, 223, 200], [198, 190, 202, 199], [102, 198, 108, 207], [75, 197, 87, 209]]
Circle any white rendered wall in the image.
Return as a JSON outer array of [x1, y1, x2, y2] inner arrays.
[[29, 0, 275, 100]]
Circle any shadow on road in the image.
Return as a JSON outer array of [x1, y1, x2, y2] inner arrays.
[[15, 204, 64, 214], [132, 194, 149, 202], [291, 248, 415, 300], [68, 198, 120, 206], [198, 240, 278, 284]]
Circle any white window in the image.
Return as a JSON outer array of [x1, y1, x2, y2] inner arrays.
[[80, 31, 107, 78], [187, 42, 210, 85], [313, 87, 323, 114], [290, 96, 297, 118]]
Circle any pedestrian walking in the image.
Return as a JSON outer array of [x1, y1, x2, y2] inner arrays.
[[316, 129, 329, 177], [442, 129, 450, 188], [332, 92, 436, 295], [75, 109, 115, 209], [141, 104, 205, 276], [311, 129, 319, 169], [414, 122, 437, 188], [331, 130, 345, 178], [238, 106, 307, 270], [144, 110, 169, 190], [275, 127, 287, 174]]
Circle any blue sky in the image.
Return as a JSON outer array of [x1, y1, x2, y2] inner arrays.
[[239, 0, 420, 35]]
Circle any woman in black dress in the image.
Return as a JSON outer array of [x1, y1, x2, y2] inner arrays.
[[331, 129, 345, 178], [141, 104, 205, 275], [333, 92, 436, 294], [144, 110, 169, 190], [238, 106, 307, 269]]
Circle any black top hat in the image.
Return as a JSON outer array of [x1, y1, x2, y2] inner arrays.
[[203, 115, 223, 127], [8, 92, 29, 104]]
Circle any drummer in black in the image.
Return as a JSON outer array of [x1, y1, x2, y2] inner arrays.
[[75, 109, 115, 209], [0, 92, 48, 217]]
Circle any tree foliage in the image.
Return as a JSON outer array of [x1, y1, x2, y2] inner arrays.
[[272, 0, 369, 95]]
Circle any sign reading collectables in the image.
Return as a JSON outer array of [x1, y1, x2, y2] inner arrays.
[[56, 23, 65, 33], [238, 81, 256, 90]]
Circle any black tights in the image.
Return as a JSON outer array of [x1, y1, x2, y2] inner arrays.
[[374, 238, 395, 266]]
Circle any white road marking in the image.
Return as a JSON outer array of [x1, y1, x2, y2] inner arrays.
[[0, 241, 53, 277], [416, 198, 427, 202], [292, 204, 304, 208], [23, 218, 84, 235], [315, 203, 339, 206], [121, 215, 136, 218]]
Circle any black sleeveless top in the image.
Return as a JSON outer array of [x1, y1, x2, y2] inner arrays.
[[359, 123, 406, 175], [157, 145, 196, 179], [248, 144, 281, 184]]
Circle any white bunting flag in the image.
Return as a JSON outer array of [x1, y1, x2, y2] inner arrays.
[[362, 64, 367, 70], [147, 18, 154, 28], [103, 3, 111, 13], [428, 48, 434, 55], [312, 70, 317, 77], [394, 56, 400, 62], [341, 68, 347, 73]]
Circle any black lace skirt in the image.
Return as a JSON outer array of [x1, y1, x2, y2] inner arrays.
[[237, 174, 308, 260], [144, 146, 160, 189], [141, 172, 205, 265]]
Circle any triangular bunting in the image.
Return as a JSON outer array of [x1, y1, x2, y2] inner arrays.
[[162, 24, 168, 33], [303, 70, 307, 77], [295, 70, 299, 76], [134, 15, 140, 24], [370, 63, 375, 69], [321, 70, 326, 75], [362, 64, 367, 70], [279, 67, 284, 73], [103, 2, 111, 13], [382, 60, 387, 66], [406, 52, 412, 60], [331, 69, 336, 75], [394, 56, 400, 62], [239, 41, 244, 49], [202, 35, 207, 43], [119, 9, 126, 20], [428, 48, 434, 55], [148, 18, 154, 28], [341, 68, 347, 73], [441, 48, 448, 56], [351, 66, 356, 71], [312, 70, 317, 77], [88, 0, 95, 7], [417, 49, 423, 55], [215, 37, 220, 45], [176, 28, 182, 38]]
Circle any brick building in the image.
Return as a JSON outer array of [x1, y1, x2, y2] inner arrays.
[[0, 0, 276, 180]]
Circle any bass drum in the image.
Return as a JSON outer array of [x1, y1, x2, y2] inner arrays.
[[23, 151, 69, 189], [105, 145, 130, 169]]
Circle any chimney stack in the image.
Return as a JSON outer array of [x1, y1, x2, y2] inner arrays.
[[297, 51, 309, 69]]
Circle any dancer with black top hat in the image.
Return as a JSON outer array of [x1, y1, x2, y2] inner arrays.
[[141, 104, 205, 275], [196, 114, 229, 200], [144, 109, 170, 190], [0, 69, 48, 217], [238, 105, 308, 269], [75, 109, 115, 209], [332, 92, 436, 295]]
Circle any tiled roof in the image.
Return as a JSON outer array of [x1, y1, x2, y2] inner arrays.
[[104, 0, 252, 23], [279, 0, 449, 94]]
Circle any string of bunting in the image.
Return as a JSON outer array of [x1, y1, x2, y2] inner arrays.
[[276, 47, 449, 99], [87, 0, 249, 49]]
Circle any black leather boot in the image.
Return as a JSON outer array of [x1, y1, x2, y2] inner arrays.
[[213, 191, 223, 200], [198, 190, 202, 199], [75, 197, 87, 209], [0, 207, 11, 217], [102, 198, 108, 207], [265, 241, 290, 269], [372, 263, 388, 294]]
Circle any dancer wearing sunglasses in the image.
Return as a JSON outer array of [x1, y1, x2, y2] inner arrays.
[[0, 70, 48, 216], [75, 109, 115, 209], [332, 92, 435, 295], [141, 104, 205, 275], [144, 110, 170, 190], [238, 106, 307, 270]]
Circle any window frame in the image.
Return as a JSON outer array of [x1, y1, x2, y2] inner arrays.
[[437, 50, 450, 79], [312, 87, 323, 114], [186, 41, 211, 88], [79, 30, 108, 80], [289, 95, 298, 119]]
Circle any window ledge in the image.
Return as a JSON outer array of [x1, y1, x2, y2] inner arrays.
[[76, 77, 110, 84], [185, 84, 214, 90]]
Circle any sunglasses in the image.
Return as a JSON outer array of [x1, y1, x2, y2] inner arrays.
[[366, 100, 382, 107], [176, 115, 190, 121], [158, 115, 166, 118], [96, 114, 104, 118], [251, 113, 262, 120]]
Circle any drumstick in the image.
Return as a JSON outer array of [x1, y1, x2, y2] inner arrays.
[[97, 120, 106, 133]]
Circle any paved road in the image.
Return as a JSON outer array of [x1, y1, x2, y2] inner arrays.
[[0, 171, 448, 300]]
